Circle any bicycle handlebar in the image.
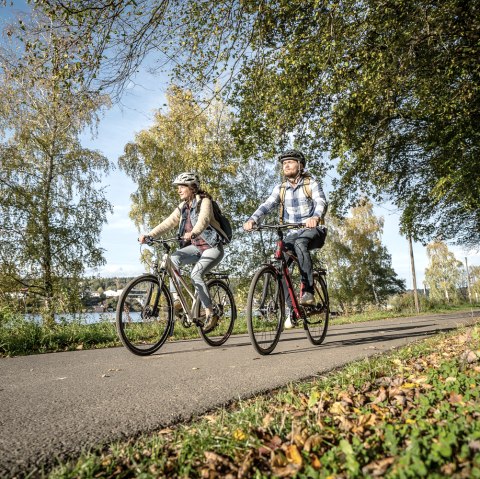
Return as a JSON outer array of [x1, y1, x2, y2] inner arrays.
[[143, 236, 180, 246], [250, 223, 305, 231]]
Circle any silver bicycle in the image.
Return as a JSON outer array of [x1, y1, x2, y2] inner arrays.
[[116, 237, 236, 356]]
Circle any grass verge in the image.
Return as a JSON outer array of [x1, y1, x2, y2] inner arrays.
[[48, 324, 480, 478], [1, 304, 478, 357]]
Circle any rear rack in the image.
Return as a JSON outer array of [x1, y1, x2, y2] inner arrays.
[[206, 271, 230, 280]]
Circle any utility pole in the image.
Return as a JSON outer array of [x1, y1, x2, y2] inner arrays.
[[408, 235, 420, 314], [465, 257, 472, 304]]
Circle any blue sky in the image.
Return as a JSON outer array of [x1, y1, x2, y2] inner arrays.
[[4, 1, 479, 287]]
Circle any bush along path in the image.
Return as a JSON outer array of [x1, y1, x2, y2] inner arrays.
[[49, 325, 480, 479]]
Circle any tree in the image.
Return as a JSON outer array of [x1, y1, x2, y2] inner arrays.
[[321, 199, 405, 313], [424, 241, 464, 302], [0, 14, 112, 322], [469, 266, 480, 303], [118, 85, 240, 237], [31, 0, 480, 248]]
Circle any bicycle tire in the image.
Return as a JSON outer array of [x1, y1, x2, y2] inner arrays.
[[196, 279, 236, 346], [303, 273, 329, 345], [246, 265, 284, 355], [116, 274, 173, 356]]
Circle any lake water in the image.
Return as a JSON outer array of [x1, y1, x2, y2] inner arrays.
[[25, 312, 117, 325]]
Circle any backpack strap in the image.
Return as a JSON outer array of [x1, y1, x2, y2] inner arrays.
[[278, 180, 287, 224], [302, 176, 325, 225], [302, 175, 312, 200]]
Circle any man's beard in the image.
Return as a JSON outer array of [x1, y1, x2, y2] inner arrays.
[[284, 170, 300, 179]]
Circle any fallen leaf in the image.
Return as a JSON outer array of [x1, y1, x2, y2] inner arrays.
[[303, 434, 322, 452], [448, 392, 464, 405], [233, 429, 247, 441], [372, 387, 387, 404], [238, 450, 253, 479], [286, 444, 303, 466], [310, 453, 322, 470], [262, 413, 274, 428], [362, 457, 395, 476], [271, 463, 302, 478], [271, 450, 288, 468], [464, 351, 478, 363], [329, 401, 347, 415], [469, 440, 480, 452]]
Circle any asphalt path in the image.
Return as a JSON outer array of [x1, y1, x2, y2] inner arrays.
[[1, 309, 479, 477]]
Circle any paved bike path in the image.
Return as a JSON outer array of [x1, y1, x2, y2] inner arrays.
[[1, 310, 479, 477]]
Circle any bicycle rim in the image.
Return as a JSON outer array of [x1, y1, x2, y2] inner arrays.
[[116, 274, 173, 355], [246, 266, 284, 355], [197, 279, 236, 346], [303, 274, 329, 345]]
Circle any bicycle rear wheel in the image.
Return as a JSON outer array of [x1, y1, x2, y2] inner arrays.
[[197, 279, 236, 346], [303, 273, 329, 345], [246, 265, 284, 355], [116, 274, 173, 356]]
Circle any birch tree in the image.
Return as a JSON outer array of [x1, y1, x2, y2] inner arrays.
[[424, 242, 464, 302], [0, 15, 112, 322]]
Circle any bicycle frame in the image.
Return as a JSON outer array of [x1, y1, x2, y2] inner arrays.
[[151, 239, 202, 324], [255, 223, 324, 322], [271, 229, 304, 321]]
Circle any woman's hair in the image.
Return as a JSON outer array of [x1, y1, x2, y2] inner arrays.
[[197, 188, 212, 200]]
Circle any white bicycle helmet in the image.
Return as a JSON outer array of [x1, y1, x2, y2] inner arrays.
[[172, 171, 200, 189]]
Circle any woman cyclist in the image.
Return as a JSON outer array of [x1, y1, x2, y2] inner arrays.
[[138, 172, 228, 332]]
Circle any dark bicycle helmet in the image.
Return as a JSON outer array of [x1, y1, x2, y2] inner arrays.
[[278, 149, 306, 168]]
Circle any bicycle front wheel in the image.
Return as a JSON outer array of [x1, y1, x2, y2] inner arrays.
[[246, 265, 284, 355], [116, 274, 173, 356], [303, 273, 329, 345], [197, 279, 236, 347]]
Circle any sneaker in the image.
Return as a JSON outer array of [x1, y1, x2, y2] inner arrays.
[[284, 310, 294, 330], [203, 313, 219, 334], [299, 292, 315, 306]]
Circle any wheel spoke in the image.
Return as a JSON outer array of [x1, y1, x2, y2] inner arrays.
[[198, 279, 236, 346], [303, 274, 329, 345], [116, 275, 173, 355], [247, 266, 284, 355]]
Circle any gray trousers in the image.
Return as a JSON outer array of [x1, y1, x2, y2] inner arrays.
[[170, 243, 224, 308]]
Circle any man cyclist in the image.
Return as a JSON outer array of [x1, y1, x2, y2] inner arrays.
[[139, 172, 227, 332], [243, 150, 328, 327]]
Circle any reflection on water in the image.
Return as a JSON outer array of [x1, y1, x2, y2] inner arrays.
[[25, 312, 117, 325]]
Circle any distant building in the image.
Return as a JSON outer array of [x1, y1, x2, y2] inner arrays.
[[104, 289, 123, 298]]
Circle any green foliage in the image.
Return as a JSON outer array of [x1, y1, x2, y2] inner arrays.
[[0, 14, 113, 323], [119, 85, 239, 230], [321, 199, 405, 313], [30, 0, 480, 247], [0, 312, 118, 357], [425, 241, 465, 302]]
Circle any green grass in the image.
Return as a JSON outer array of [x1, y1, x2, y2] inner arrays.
[[46, 323, 480, 478], [332, 302, 480, 325], [1, 303, 478, 357], [0, 308, 119, 356]]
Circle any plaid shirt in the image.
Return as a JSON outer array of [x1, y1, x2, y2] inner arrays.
[[249, 175, 328, 225]]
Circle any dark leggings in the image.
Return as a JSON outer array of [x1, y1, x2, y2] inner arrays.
[[283, 226, 327, 295]]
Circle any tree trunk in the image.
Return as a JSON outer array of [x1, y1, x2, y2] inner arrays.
[[408, 236, 420, 314]]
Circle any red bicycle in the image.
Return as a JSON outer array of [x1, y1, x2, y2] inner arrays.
[[246, 224, 329, 355]]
